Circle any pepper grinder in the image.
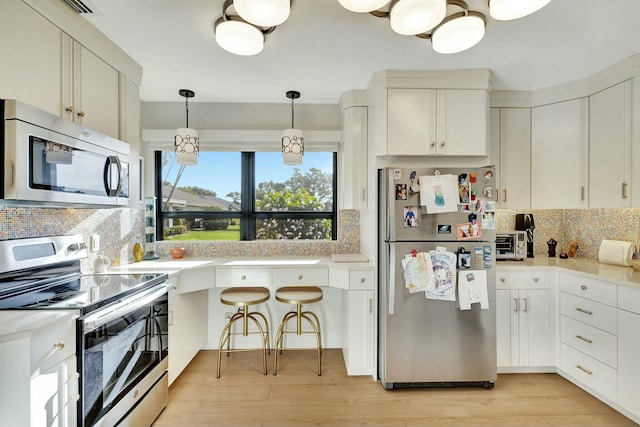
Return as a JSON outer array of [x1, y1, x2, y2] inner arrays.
[[547, 238, 557, 258]]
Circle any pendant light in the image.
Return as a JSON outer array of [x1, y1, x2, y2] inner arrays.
[[234, 0, 290, 27], [389, 0, 447, 36], [489, 0, 552, 21], [282, 90, 304, 165], [338, 0, 389, 13], [174, 89, 199, 165]]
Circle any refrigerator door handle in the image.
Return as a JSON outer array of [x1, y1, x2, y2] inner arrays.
[[389, 243, 396, 315]]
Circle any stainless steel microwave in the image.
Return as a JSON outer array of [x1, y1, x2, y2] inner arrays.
[[1, 99, 129, 207], [496, 230, 527, 260]]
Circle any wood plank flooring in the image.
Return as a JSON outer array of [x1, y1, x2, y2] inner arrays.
[[153, 349, 638, 427]]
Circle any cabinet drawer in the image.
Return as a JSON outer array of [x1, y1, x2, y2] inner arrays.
[[560, 343, 617, 402], [560, 315, 617, 368], [560, 292, 617, 334], [31, 311, 77, 374], [272, 268, 328, 286], [618, 285, 640, 315], [496, 270, 549, 290], [349, 270, 374, 290], [559, 273, 617, 307], [215, 268, 272, 287]]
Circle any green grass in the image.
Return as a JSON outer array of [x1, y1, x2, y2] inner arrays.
[[168, 224, 240, 241]]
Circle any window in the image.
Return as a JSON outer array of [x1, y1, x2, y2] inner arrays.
[[155, 150, 336, 241]]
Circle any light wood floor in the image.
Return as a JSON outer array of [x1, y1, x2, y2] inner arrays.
[[153, 349, 638, 427]]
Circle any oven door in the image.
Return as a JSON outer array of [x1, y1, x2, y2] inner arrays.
[[78, 283, 168, 427]]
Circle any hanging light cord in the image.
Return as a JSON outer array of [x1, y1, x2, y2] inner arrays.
[[185, 96, 190, 128], [290, 96, 295, 128]]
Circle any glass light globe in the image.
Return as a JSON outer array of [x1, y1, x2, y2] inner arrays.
[[215, 19, 264, 56], [390, 0, 447, 36], [432, 14, 485, 54], [338, 0, 390, 13], [234, 0, 290, 27], [489, 0, 552, 21]]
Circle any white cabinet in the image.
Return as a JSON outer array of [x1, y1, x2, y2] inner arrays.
[[168, 276, 208, 385], [62, 35, 120, 139], [31, 355, 78, 427], [588, 80, 632, 208], [386, 88, 487, 156], [531, 98, 588, 209], [496, 270, 552, 370], [618, 286, 640, 419], [491, 108, 531, 209], [340, 105, 368, 209]]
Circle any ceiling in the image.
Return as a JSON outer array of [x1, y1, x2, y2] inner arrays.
[[83, 0, 640, 104]]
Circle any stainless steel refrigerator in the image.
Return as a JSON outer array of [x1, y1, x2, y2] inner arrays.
[[378, 166, 497, 389]]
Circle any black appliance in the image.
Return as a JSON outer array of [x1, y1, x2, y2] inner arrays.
[[0, 234, 169, 427], [515, 213, 535, 258]]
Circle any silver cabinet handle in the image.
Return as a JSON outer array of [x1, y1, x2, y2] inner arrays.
[[369, 297, 373, 314], [575, 307, 593, 315], [522, 298, 528, 313], [622, 182, 628, 199], [576, 365, 593, 375], [580, 186, 585, 201], [513, 298, 519, 313], [575, 335, 593, 344], [298, 274, 304, 280], [580, 284, 587, 291], [503, 189, 507, 203], [241, 275, 247, 280]]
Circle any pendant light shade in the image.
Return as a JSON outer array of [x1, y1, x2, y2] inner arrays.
[[174, 89, 199, 166], [234, 0, 290, 27], [338, 0, 389, 13], [390, 0, 447, 36], [489, 0, 552, 21], [282, 90, 304, 165], [215, 17, 265, 56], [432, 12, 485, 54]]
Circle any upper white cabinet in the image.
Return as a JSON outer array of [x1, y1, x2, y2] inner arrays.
[[531, 98, 588, 209], [386, 88, 487, 156], [588, 80, 632, 208], [491, 108, 531, 209], [340, 105, 368, 209], [63, 35, 120, 139]]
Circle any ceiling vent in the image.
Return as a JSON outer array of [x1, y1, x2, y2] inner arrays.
[[61, 0, 99, 14]]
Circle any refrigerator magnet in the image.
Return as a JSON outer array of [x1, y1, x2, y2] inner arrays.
[[456, 221, 482, 240], [393, 169, 402, 180], [482, 186, 495, 199], [458, 182, 470, 204], [437, 224, 452, 234], [395, 184, 407, 200], [403, 206, 418, 227], [474, 246, 483, 263], [457, 247, 471, 269]]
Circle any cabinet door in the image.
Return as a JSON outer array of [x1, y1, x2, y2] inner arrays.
[[496, 108, 531, 209], [340, 106, 368, 209], [74, 43, 120, 139], [438, 89, 487, 156], [618, 309, 640, 419], [496, 289, 517, 367], [0, 0, 63, 116], [387, 89, 436, 155], [589, 81, 632, 208], [531, 98, 588, 208], [31, 355, 78, 427], [520, 289, 551, 367], [341, 290, 373, 375]]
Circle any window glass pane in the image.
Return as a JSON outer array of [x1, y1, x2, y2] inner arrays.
[[164, 217, 241, 241], [255, 218, 332, 240], [255, 152, 333, 212], [161, 151, 241, 211]]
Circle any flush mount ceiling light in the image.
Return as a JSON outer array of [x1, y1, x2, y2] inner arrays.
[[340, 0, 552, 54], [174, 89, 199, 166], [234, 0, 291, 27], [282, 90, 304, 165], [489, 0, 552, 21], [214, 0, 277, 56]]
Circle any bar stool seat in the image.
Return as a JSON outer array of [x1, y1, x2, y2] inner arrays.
[[217, 286, 270, 378], [273, 286, 323, 376]]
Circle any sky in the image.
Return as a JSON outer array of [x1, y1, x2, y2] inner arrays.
[[162, 151, 333, 200]]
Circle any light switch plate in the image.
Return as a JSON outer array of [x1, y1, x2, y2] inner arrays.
[[90, 234, 100, 252]]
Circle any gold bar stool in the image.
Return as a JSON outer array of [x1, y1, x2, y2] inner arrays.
[[273, 286, 323, 376], [217, 287, 270, 378]]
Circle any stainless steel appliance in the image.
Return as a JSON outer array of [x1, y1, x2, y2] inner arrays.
[[0, 235, 168, 427], [1, 99, 130, 207], [378, 166, 497, 389], [496, 231, 527, 260]]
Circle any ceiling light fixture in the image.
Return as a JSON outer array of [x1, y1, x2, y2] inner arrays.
[[282, 90, 304, 165], [214, 0, 277, 56], [341, 0, 552, 54], [489, 0, 552, 21], [234, 0, 291, 27], [175, 89, 199, 166]]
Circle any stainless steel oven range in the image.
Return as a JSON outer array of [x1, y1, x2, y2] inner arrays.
[[0, 234, 169, 427]]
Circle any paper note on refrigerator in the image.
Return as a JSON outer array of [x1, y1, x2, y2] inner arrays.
[[424, 251, 457, 301], [400, 252, 435, 293], [419, 174, 458, 214], [457, 270, 489, 310]]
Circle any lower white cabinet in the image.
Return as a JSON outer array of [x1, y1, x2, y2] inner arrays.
[[496, 270, 552, 370], [168, 276, 208, 385], [618, 286, 640, 420], [31, 355, 78, 427], [341, 290, 374, 376]]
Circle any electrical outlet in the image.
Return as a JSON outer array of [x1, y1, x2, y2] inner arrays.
[[90, 234, 100, 252]]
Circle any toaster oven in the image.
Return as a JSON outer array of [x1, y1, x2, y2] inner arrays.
[[496, 231, 527, 260]]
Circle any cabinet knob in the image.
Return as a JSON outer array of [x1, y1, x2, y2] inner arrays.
[[65, 106, 74, 113], [580, 284, 587, 291], [53, 341, 65, 350], [298, 274, 303, 280], [241, 275, 247, 280], [533, 277, 539, 283], [360, 277, 366, 283], [439, 141, 445, 148], [430, 141, 436, 147], [77, 111, 86, 118], [500, 277, 506, 283]]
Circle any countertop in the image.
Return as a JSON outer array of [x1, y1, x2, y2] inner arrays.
[[497, 257, 640, 289]]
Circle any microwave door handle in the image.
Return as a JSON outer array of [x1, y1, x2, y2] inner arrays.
[[103, 155, 122, 197]]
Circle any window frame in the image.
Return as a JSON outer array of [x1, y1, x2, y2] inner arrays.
[[154, 151, 338, 241]]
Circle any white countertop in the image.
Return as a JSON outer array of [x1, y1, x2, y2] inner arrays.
[[497, 257, 640, 290]]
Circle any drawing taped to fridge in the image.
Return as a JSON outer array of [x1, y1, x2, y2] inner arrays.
[[378, 166, 497, 390]]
